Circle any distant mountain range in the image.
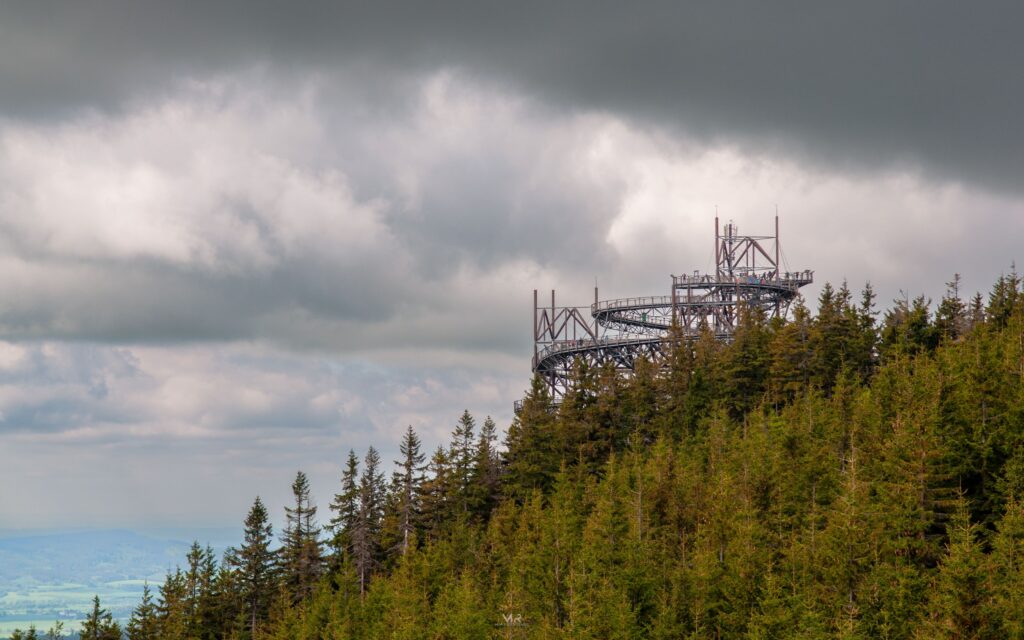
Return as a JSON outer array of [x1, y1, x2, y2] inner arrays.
[[1, 529, 190, 590]]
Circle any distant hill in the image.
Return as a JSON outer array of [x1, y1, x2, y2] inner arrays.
[[0, 528, 237, 635], [0, 529, 190, 591]]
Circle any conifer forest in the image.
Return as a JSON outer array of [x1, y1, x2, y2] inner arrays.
[[13, 270, 1024, 640]]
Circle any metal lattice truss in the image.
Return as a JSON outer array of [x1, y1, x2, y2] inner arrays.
[[527, 217, 813, 404]]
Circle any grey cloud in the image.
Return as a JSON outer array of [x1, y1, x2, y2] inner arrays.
[[0, 340, 520, 527], [0, 339, 516, 442], [3, 3, 1024, 531], [0, 71, 1018, 357], [0, 343, 140, 434], [0, 75, 629, 352], [1, 2, 1022, 193]]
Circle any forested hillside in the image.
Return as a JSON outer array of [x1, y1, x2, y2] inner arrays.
[[17, 271, 1024, 640]]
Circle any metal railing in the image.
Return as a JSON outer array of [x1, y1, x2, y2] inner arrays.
[[671, 268, 815, 282], [591, 295, 672, 313], [534, 334, 666, 366]]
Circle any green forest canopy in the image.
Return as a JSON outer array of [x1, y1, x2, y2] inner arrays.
[[13, 269, 1024, 640]]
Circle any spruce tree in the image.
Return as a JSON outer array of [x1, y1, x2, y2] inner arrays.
[[80, 595, 121, 640], [44, 621, 64, 640], [230, 496, 276, 637], [182, 541, 218, 638], [280, 470, 324, 603], [451, 410, 477, 513], [503, 376, 559, 497], [352, 446, 385, 596], [9, 627, 38, 640], [207, 559, 241, 640], [156, 567, 188, 639], [987, 266, 1021, 328], [989, 498, 1024, 637], [392, 426, 426, 555], [469, 415, 502, 520], [769, 297, 812, 403], [127, 582, 159, 640], [720, 303, 770, 418], [936, 274, 968, 343], [418, 445, 454, 539], [881, 294, 939, 358], [916, 499, 994, 639], [969, 292, 986, 329], [328, 450, 360, 560]]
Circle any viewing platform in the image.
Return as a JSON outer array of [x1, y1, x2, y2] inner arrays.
[[522, 216, 813, 405]]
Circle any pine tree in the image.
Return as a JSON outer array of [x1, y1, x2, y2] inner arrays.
[[127, 582, 159, 640], [936, 274, 968, 343], [181, 541, 218, 638], [207, 558, 242, 640], [429, 572, 492, 639], [280, 470, 324, 603], [808, 281, 866, 393], [988, 266, 1021, 328], [392, 426, 426, 555], [503, 376, 559, 497], [419, 445, 454, 540], [329, 450, 360, 561], [200, 545, 219, 638], [80, 595, 121, 640], [9, 627, 39, 640], [817, 446, 873, 633], [44, 621, 64, 640], [990, 498, 1024, 638], [352, 446, 386, 596], [620, 356, 659, 443], [720, 303, 770, 418], [156, 567, 188, 640], [881, 294, 939, 359], [451, 410, 477, 514], [969, 292, 986, 329], [682, 325, 725, 431], [230, 496, 276, 637], [916, 499, 994, 639], [855, 282, 880, 381], [769, 296, 812, 403], [468, 416, 502, 520], [656, 321, 698, 437]]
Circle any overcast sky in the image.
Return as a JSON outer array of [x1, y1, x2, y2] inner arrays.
[[1, 2, 1022, 530]]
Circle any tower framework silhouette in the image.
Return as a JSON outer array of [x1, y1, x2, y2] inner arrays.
[[520, 216, 813, 409]]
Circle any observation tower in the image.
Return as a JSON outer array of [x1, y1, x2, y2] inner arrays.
[[522, 216, 813, 406]]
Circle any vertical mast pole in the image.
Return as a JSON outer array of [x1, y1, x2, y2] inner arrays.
[[551, 289, 555, 340], [775, 214, 780, 280], [715, 215, 720, 278], [550, 289, 557, 395], [533, 289, 538, 347], [774, 214, 782, 317], [671, 277, 677, 326]]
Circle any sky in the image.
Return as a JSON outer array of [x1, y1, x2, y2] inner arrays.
[[0, 2, 1022, 530]]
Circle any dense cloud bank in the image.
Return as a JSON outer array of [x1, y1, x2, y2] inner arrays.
[[0, 3, 1020, 527], [3, 3, 1022, 191]]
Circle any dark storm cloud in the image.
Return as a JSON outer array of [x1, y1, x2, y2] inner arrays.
[[2, 2, 1022, 191]]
